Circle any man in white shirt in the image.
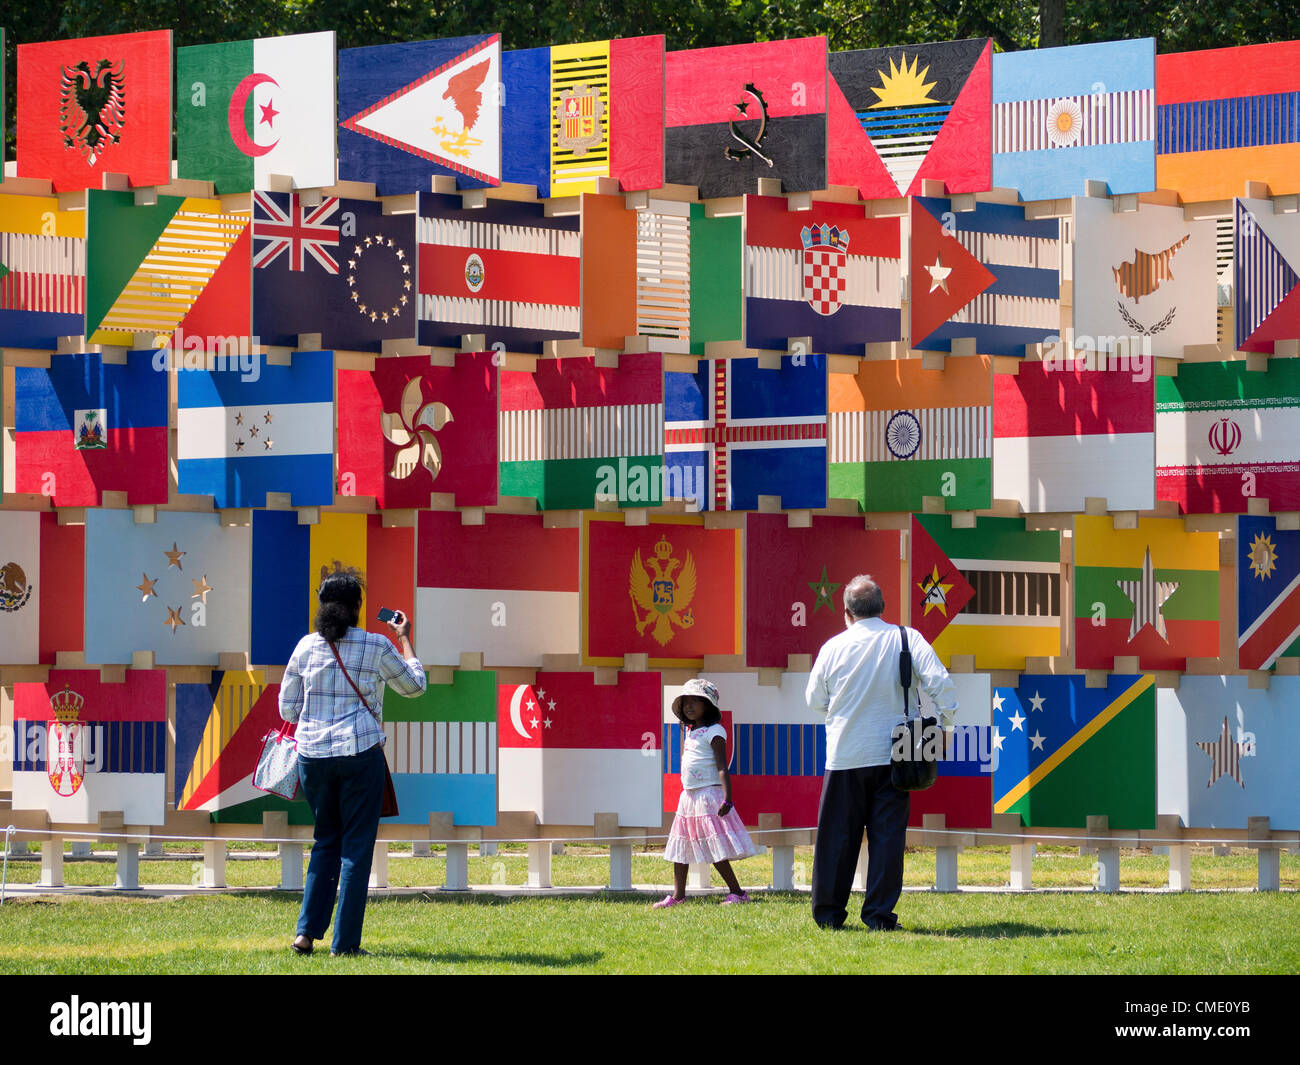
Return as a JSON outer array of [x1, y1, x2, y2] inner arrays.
[[805, 574, 957, 930]]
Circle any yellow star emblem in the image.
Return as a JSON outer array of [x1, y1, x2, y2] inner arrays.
[[917, 565, 954, 617]]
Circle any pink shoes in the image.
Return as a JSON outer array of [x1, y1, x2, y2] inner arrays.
[[722, 892, 750, 905], [652, 894, 685, 908]]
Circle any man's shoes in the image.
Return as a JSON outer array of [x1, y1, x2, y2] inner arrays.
[[330, 947, 371, 956], [721, 892, 750, 904], [864, 920, 901, 932], [290, 936, 313, 955], [652, 894, 684, 909]]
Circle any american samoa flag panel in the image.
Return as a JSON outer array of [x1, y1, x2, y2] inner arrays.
[[665, 354, 827, 512], [744, 195, 900, 355]]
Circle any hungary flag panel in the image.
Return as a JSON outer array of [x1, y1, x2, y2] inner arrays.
[[177, 350, 334, 509], [177, 32, 336, 193], [993, 674, 1155, 829], [828, 355, 991, 512], [500, 352, 663, 509], [417, 192, 579, 354], [0, 192, 85, 350], [744, 195, 901, 355], [744, 513, 901, 668], [1237, 515, 1300, 671], [383, 670, 497, 827], [1073, 515, 1219, 671], [914, 514, 1060, 670], [1155, 359, 1300, 514], [416, 511, 579, 667], [993, 361, 1154, 513], [14, 350, 168, 507], [13, 670, 167, 826], [1234, 197, 1300, 355]]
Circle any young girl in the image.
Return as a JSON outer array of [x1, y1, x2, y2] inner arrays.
[[654, 678, 757, 907]]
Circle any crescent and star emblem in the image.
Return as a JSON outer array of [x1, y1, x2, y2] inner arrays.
[[228, 72, 280, 157]]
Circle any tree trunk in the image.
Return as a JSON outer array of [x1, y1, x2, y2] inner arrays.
[[1039, 0, 1066, 48]]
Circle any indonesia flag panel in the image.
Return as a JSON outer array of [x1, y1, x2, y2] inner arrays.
[[993, 361, 1155, 513], [417, 192, 580, 354], [583, 513, 742, 668], [1234, 198, 1300, 355], [745, 196, 900, 355], [1237, 515, 1300, 672], [499, 352, 664, 510], [14, 351, 168, 507], [1155, 360, 1300, 514], [415, 511, 579, 667], [1158, 677, 1300, 831], [0, 513, 41, 665], [177, 350, 334, 509], [12, 670, 166, 826], [383, 670, 497, 827], [499, 671, 662, 827], [0, 192, 85, 350], [745, 513, 901, 668]]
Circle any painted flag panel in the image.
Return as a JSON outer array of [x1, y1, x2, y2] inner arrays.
[[383, 670, 497, 826], [744, 513, 901, 668], [177, 32, 336, 193], [417, 192, 579, 354], [14, 350, 168, 507], [500, 46, 551, 195], [499, 670, 661, 826], [337, 352, 498, 509], [1073, 515, 1219, 671], [665, 38, 827, 200], [1156, 359, 1300, 514], [664, 354, 827, 512], [912, 672, 995, 830], [252, 192, 415, 354], [12, 670, 167, 825], [83, 510, 251, 667], [911, 196, 1060, 357], [993, 673, 1155, 829], [175, 669, 310, 824], [909, 513, 976, 647], [1156, 41, 1300, 203], [992, 39, 1155, 201], [581, 192, 638, 351], [177, 350, 334, 508], [0, 191, 85, 349], [993, 360, 1155, 513], [0, 512, 41, 664], [17, 30, 172, 192], [829, 355, 992, 512], [1072, 195, 1216, 359], [828, 38, 992, 200], [1158, 677, 1300, 831], [415, 510, 579, 667], [499, 351, 664, 509], [339, 34, 502, 192], [39, 512, 86, 664], [583, 512, 741, 668], [1234, 198, 1300, 354], [913, 514, 1061, 670], [745, 195, 902, 354], [1237, 515, 1300, 671]]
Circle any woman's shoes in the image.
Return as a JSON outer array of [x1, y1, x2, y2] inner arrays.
[[290, 935, 313, 955], [722, 892, 750, 905], [330, 947, 371, 956], [651, 894, 684, 909]]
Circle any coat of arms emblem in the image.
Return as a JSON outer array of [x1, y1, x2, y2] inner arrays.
[[555, 84, 604, 156], [60, 59, 127, 166], [801, 223, 850, 317], [47, 685, 87, 798], [629, 536, 696, 646]]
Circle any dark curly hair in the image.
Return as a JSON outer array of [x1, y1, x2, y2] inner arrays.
[[315, 567, 365, 643]]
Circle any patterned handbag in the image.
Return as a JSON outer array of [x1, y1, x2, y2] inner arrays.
[[253, 721, 301, 800]]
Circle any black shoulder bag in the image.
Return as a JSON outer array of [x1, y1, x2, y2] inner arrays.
[[889, 625, 939, 792]]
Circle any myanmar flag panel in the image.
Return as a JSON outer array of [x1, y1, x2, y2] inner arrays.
[[0, 192, 85, 350], [993, 674, 1155, 829], [1237, 515, 1300, 671], [14, 350, 168, 507], [1073, 516, 1219, 671]]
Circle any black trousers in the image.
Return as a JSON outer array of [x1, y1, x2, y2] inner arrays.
[[811, 765, 909, 929]]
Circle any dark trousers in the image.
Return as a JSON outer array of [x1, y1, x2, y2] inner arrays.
[[296, 744, 386, 954], [811, 765, 909, 929]]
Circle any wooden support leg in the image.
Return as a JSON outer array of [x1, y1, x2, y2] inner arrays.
[[687, 862, 711, 890], [1009, 843, 1033, 890], [771, 845, 796, 890], [1167, 844, 1192, 891], [278, 843, 304, 891], [41, 840, 64, 887], [114, 843, 140, 890], [202, 841, 226, 888], [1252, 817, 1279, 892], [852, 838, 869, 892], [9, 840, 29, 856], [368, 842, 388, 889], [935, 845, 959, 893], [70, 841, 92, 858], [478, 842, 498, 857], [143, 840, 163, 857], [412, 840, 432, 857], [527, 841, 552, 888], [444, 842, 469, 891], [608, 843, 633, 891]]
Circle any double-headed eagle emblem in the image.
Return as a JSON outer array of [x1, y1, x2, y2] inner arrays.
[[60, 59, 127, 166], [629, 536, 696, 646]]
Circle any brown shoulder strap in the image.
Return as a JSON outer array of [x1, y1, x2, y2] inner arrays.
[[327, 638, 379, 721]]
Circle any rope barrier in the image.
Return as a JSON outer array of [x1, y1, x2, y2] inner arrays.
[[1, 826, 15, 905]]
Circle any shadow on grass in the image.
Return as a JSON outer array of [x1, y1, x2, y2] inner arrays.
[[909, 923, 1078, 939], [371, 948, 604, 967]]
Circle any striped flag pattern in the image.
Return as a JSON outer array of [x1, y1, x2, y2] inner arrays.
[[384, 721, 497, 776], [1235, 199, 1300, 353], [1237, 515, 1300, 671], [995, 90, 1154, 153], [636, 202, 690, 350], [0, 232, 85, 315]]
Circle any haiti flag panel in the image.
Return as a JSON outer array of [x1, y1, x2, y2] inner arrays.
[[12, 669, 167, 826], [1234, 197, 1300, 355], [17, 30, 172, 192], [1073, 515, 1219, 672], [993, 674, 1155, 829], [583, 513, 741, 668], [744, 513, 901, 668], [1157, 41, 1300, 203], [0, 191, 85, 350], [665, 37, 827, 200], [177, 350, 334, 509], [745, 195, 901, 354], [14, 350, 168, 507], [337, 352, 498, 509], [1155, 359, 1300, 515], [1237, 515, 1300, 672], [664, 354, 827, 512], [177, 32, 336, 194], [828, 38, 991, 200], [992, 39, 1155, 202]]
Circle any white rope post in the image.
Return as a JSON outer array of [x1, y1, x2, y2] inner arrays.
[[278, 843, 304, 890], [1251, 817, 1280, 892], [202, 841, 226, 888], [1088, 815, 1120, 893], [0, 826, 15, 905], [40, 839, 63, 887], [596, 814, 632, 892], [368, 842, 389, 889], [527, 841, 552, 888], [114, 841, 140, 890]]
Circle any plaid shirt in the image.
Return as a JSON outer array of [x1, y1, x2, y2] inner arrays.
[[279, 629, 427, 759]]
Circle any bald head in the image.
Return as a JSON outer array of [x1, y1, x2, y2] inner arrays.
[[843, 574, 885, 620]]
